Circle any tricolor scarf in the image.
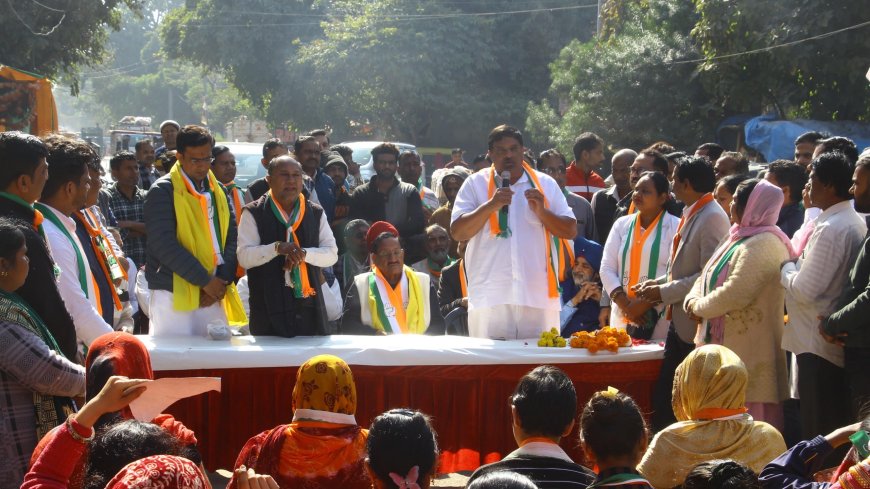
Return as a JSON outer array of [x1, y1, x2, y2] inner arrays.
[[267, 191, 316, 298], [487, 163, 561, 298], [698, 238, 748, 343], [458, 259, 468, 297], [0, 290, 76, 440], [35, 202, 89, 298], [0, 191, 45, 238], [427, 257, 455, 278], [169, 164, 247, 325], [76, 207, 127, 311], [620, 210, 666, 299], [367, 265, 426, 334]]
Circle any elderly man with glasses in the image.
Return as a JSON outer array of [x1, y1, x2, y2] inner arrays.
[[537, 149, 596, 241]]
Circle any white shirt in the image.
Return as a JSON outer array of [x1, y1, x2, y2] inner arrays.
[[236, 204, 338, 270], [781, 200, 867, 366], [450, 169, 574, 311], [41, 204, 113, 347], [600, 211, 679, 330]]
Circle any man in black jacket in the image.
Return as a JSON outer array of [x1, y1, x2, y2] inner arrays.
[[0, 131, 79, 361], [237, 155, 338, 336], [144, 125, 240, 336]]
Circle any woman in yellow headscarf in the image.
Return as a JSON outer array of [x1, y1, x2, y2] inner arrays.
[[638, 345, 786, 489], [228, 355, 370, 489]]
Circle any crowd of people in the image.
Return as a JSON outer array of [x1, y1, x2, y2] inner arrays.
[[0, 120, 869, 488]]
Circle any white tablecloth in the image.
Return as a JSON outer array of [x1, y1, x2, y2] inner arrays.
[[140, 334, 664, 370]]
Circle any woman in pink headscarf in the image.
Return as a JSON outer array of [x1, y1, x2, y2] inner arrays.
[[684, 179, 796, 429]]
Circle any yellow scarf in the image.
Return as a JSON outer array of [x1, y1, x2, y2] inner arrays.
[[367, 265, 426, 334], [169, 164, 247, 325]]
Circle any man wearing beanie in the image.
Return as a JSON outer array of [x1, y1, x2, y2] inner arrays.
[[155, 120, 180, 158]]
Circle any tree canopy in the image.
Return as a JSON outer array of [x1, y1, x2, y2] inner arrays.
[[0, 0, 144, 93]]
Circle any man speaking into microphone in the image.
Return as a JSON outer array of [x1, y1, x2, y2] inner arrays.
[[450, 125, 576, 339]]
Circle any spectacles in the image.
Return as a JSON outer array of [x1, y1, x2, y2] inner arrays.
[[542, 166, 566, 175], [189, 156, 215, 165], [376, 250, 404, 259]]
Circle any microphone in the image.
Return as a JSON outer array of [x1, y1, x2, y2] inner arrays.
[[500, 171, 511, 214]]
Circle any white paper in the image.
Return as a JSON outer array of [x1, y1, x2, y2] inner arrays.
[[129, 377, 221, 422]]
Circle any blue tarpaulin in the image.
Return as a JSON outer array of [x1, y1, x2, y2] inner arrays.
[[744, 114, 870, 162]]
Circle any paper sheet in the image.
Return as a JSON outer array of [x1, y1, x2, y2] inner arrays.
[[129, 377, 221, 422]]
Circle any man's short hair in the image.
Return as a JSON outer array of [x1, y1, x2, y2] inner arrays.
[[344, 219, 370, 237], [293, 136, 318, 156], [794, 131, 825, 146], [175, 125, 213, 154], [0, 131, 49, 190], [674, 156, 716, 193], [134, 139, 153, 153], [487, 125, 524, 150], [451, 148, 463, 155], [110, 151, 138, 172], [330, 144, 353, 159], [696, 143, 724, 161], [720, 151, 750, 174], [767, 160, 808, 203], [307, 128, 330, 144], [639, 150, 670, 175], [818, 136, 859, 165], [537, 148, 567, 169], [511, 365, 576, 438], [262, 138, 287, 158], [371, 142, 400, 161], [472, 154, 488, 165], [812, 151, 854, 200], [644, 141, 676, 155], [572, 132, 604, 161], [41, 134, 94, 200]]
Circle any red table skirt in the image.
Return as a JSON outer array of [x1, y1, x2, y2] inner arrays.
[[156, 359, 662, 473]]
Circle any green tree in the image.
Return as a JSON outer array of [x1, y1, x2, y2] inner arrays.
[[692, 0, 870, 120], [527, 0, 716, 154], [158, 0, 597, 148], [0, 0, 144, 93]]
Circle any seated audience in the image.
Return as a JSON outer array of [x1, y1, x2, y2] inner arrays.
[[760, 419, 870, 489], [559, 236, 604, 335], [341, 221, 444, 335], [468, 472, 540, 489], [684, 460, 762, 489], [230, 355, 370, 489], [412, 224, 454, 284], [366, 408, 439, 489], [467, 366, 595, 488], [437, 240, 469, 335], [29, 331, 199, 489], [22, 375, 233, 489], [0, 218, 85, 487], [638, 345, 786, 489], [580, 389, 653, 489]]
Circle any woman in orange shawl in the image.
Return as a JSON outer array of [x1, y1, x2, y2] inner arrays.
[[229, 354, 370, 489]]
